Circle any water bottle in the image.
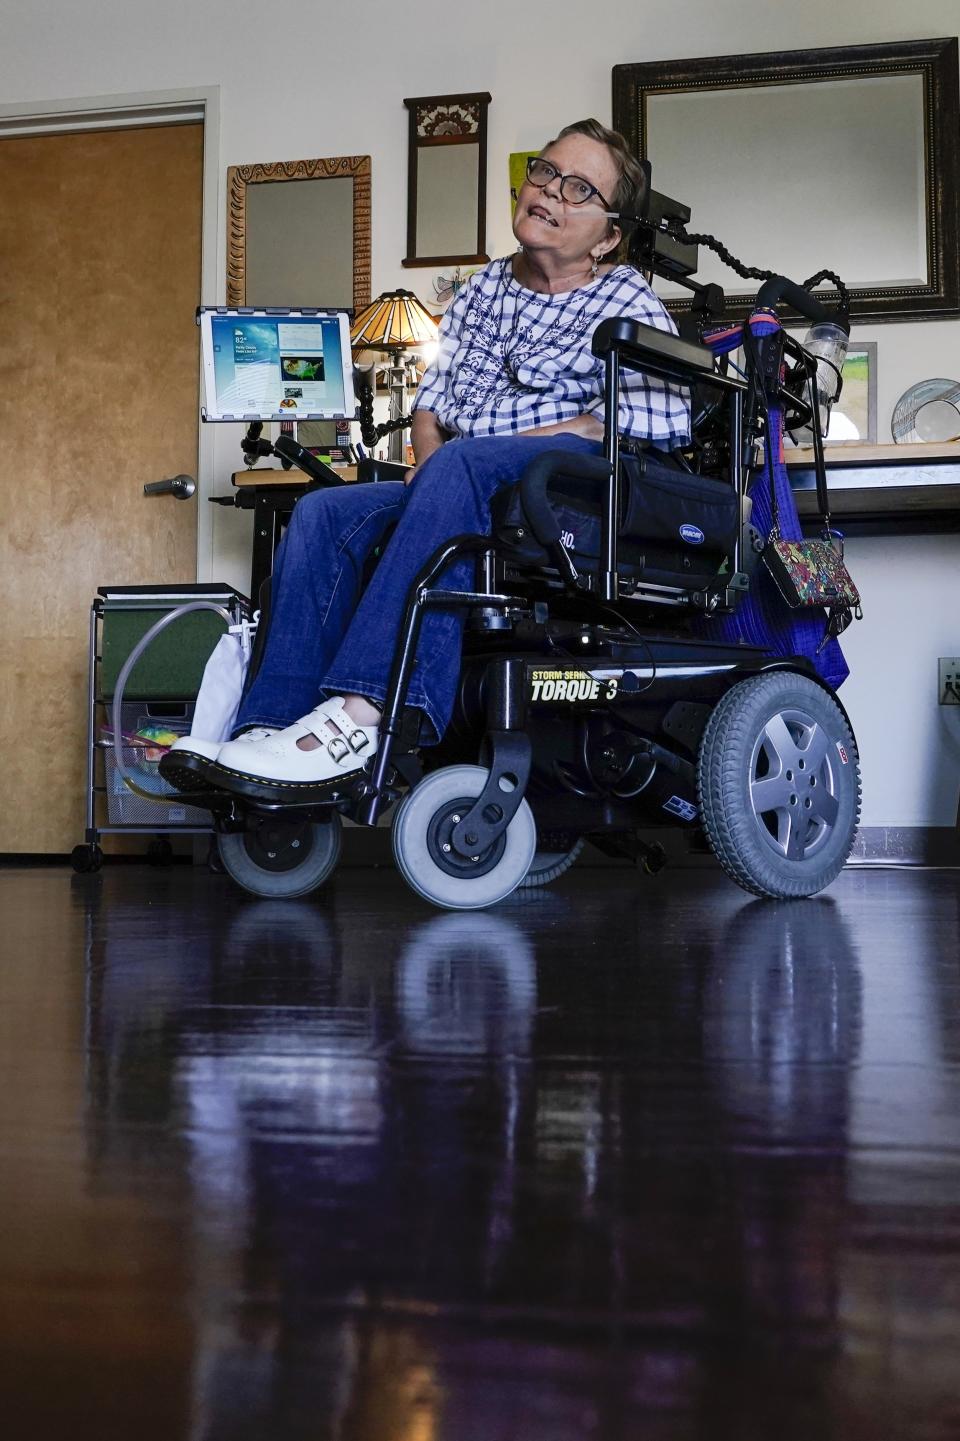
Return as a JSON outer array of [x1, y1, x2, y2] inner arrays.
[[795, 319, 849, 443]]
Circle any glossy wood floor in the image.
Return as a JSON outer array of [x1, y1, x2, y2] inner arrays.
[[1, 860, 958, 1440]]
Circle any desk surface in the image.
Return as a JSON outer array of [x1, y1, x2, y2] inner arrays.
[[785, 442, 960, 466], [232, 466, 358, 487]]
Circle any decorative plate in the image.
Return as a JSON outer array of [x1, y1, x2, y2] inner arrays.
[[891, 378, 960, 443]]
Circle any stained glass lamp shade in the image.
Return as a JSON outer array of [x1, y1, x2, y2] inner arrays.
[[350, 288, 438, 357]]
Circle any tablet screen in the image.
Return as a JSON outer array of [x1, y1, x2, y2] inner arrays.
[[199, 309, 355, 421]]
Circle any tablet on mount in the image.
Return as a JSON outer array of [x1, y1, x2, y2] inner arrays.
[[197, 307, 356, 423]]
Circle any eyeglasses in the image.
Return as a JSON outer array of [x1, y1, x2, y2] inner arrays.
[[525, 156, 611, 210]]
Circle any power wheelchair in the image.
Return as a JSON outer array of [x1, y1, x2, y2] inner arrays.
[[158, 272, 862, 910]]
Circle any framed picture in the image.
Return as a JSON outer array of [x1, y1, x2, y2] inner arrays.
[[825, 342, 877, 445], [509, 151, 538, 214], [403, 93, 492, 268], [612, 39, 960, 322]]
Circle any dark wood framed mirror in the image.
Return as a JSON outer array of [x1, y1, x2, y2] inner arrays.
[[226, 155, 371, 313], [613, 38, 960, 322], [402, 92, 491, 269]]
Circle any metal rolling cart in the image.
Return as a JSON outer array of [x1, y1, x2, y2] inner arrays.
[[73, 582, 249, 873]]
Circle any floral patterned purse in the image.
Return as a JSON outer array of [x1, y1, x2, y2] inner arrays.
[[764, 530, 861, 611]]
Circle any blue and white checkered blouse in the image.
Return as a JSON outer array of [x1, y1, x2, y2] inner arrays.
[[412, 257, 690, 445]]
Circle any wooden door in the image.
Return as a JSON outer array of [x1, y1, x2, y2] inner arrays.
[[0, 123, 203, 852]]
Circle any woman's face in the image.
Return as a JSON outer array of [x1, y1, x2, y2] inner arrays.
[[512, 133, 621, 268]]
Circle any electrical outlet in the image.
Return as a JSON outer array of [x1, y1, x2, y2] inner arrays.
[[939, 658, 960, 705]]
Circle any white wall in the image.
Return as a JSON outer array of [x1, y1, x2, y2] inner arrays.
[[3, 0, 959, 827]]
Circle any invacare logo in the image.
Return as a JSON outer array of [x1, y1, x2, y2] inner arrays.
[[679, 524, 705, 545]]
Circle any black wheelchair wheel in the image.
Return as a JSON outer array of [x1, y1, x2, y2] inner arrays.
[[217, 814, 342, 898], [697, 671, 861, 899], [517, 834, 585, 888]]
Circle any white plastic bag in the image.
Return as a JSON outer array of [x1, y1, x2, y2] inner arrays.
[[189, 616, 257, 744]]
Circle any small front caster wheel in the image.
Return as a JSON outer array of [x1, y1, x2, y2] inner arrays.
[[217, 813, 342, 898], [392, 764, 537, 911], [71, 843, 103, 874]]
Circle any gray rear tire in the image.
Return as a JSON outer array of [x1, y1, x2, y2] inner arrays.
[[697, 670, 861, 899]]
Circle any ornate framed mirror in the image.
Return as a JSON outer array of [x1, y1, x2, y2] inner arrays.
[[402, 92, 491, 268], [226, 155, 371, 313], [613, 38, 960, 322]]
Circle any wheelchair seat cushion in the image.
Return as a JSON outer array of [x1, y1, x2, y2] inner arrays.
[[493, 450, 739, 588]]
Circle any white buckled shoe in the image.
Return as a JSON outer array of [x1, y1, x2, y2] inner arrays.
[[167, 734, 221, 765], [211, 699, 378, 799], [167, 725, 277, 765], [160, 726, 280, 792]]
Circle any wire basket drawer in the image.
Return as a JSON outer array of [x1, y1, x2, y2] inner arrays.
[[100, 703, 210, 827]]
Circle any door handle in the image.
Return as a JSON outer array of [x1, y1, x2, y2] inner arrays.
[[143, 474, 196, 499]]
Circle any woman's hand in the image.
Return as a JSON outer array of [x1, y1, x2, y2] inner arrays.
[[403, 463, 419, 487], [409, 410, 448, 478], [521, 412, 604, 441]]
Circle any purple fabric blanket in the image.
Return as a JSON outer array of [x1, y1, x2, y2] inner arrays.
[[695, 314, 849, 690]]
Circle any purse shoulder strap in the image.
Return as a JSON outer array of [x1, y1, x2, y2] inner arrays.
[[742, 322, 783, 540], [747, 327, 834, 538], [803, 352, 833, 532]]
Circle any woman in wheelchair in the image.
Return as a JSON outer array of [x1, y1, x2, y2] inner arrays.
[[168, 119, 690, 797], [162, 118, 862, 908]]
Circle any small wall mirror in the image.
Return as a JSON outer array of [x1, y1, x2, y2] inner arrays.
[[613, 39, 960, 322], [403, 93, 491, 268], [226, 156, 371, 312]]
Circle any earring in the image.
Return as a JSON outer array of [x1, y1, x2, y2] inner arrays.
[[590, 254, 599, 278]]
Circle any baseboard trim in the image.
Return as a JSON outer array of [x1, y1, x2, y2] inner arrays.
[[848, 826, 960, 866]]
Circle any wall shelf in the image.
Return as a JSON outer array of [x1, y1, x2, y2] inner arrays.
[[786, 443, 960, 535]]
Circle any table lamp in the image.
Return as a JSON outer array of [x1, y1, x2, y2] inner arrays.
[[351, 289, 439, 462]]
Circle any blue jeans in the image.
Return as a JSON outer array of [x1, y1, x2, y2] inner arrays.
[[235, 432, 601, 744]]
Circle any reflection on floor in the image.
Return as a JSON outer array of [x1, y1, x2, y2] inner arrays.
[[0, 863, 958, 1439]]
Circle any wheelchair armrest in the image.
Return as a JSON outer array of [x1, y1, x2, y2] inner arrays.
[[518, 450, 613, 585], [592, 317, 716, 387], [357, 458, 411, 484], [519, 450, 613, 546]]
